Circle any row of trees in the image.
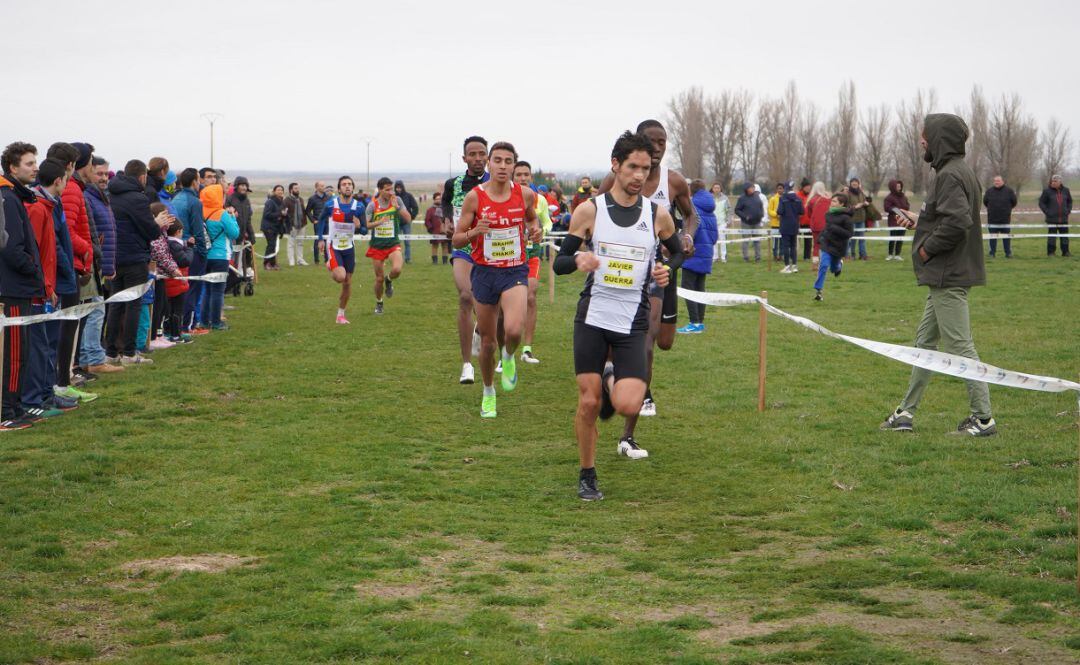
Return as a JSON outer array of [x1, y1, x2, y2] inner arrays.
[[666, 81, 1073, 196]]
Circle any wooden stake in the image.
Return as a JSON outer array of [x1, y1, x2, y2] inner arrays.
[[1076, 380, 1079, 595], [758, 290, 767, 413]]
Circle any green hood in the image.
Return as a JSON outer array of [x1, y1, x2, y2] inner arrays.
[[923, 113, 969, 171]]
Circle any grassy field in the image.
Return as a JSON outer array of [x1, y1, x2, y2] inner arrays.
[[1, 247, 1078, 664]]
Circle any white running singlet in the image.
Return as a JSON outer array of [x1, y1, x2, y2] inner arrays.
[[582, 194, 658, 334]]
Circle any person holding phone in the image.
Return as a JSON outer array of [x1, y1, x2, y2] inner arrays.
[[884, 179, 910, 260]]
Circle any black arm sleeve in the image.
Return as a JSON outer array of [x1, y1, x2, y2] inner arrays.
[[660, 232, 685, 271], [441, 179, 454, 220], [553, 234, 584, 275]]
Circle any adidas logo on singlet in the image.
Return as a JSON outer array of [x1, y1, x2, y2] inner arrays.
[[653, 191, 667, 201], [635, 221, 649, 231]]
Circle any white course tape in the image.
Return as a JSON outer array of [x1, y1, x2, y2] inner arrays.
[[155, 271, 229, 283], [677, 288, 1080, 394], [0, 279, 154, 328]]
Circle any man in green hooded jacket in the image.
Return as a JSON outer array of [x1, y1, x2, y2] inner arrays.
[[881, 113, 996, 437]]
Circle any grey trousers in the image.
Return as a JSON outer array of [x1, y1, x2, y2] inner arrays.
[[900, 286, 992, 419]]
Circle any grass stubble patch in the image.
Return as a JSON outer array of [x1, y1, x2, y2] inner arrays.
[[1, 254, 1077, 663]]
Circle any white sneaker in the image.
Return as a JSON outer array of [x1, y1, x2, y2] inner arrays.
[[812, 256, 820, 265], [148, 338, 175, 350], [780, 265, 792, 274], [639, 398, 656, 417], [297, 259, 309, 266], [618, 437, 649, 459], [791, 265, 798, 273], [459, 363, 475, 385], [471, 330, 481, 357]]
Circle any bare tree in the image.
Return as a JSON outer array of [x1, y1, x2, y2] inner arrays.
[[891, 88, 937, 195], [734, 92, 764, 184], [666, 87, 707, 177], [799, 103, 822, 181], [760, 81, 801, 185], [1041, 117, 1073, 181], [963, 85, 991, 182], [703, 90, 741, 191], [985, 93, 1039, 194], [825, 80, 857, 189], [857, 103, 891, 195]]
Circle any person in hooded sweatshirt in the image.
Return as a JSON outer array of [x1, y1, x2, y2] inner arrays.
[[813, 192, 854, 301], [394, 180, 419, 264], [883, 179, 911, 260], [881, 113, 995, 438], [734, 182, 763, 262], [776, 181, 804, 273], [677, 180, 719, 333]]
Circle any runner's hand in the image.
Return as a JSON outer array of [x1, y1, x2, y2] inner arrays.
[[473, 218, 491, 236], [575, 251, 600, 272], [652, 264, 671, 287], [528, 225, 543, 243], [681, 232, 695, 256]]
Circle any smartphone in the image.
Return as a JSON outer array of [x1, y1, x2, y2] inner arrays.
[[892, 208, 916, 225]]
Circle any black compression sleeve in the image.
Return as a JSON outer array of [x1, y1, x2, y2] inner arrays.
[[553, 234, 584, 275], [660, 233, 685, 271]]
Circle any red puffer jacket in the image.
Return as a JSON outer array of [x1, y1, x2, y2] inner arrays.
[[61, 177, 93, 274], [806, 195, 829, 234]]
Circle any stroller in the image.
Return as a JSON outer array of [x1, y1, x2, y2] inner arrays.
[[228, 241, 256, 297]]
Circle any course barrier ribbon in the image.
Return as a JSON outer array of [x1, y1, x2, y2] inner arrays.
[[678, 288, 1080, 395]]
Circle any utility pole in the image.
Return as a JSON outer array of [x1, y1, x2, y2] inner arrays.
[[358, 137, 374, 192], [200, 113, 223, 168]]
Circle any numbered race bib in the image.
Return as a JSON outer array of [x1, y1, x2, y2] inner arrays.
[[330, 222, 354, 251], [597, 241, 646, 290], [484, 226, 522, 263], [374, 221, 395, 239]]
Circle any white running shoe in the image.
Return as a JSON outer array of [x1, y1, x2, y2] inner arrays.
[[791, 265, 798, 273], [639, 398, 656, 417], [459, 363, 475, 385], [618, 436, 649, 460]]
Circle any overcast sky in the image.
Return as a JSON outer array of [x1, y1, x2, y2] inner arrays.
[[4, 0, 1076, 177]]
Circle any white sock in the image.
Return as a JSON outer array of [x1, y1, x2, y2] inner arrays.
[[502, 348, 512, 362], [463, 361, 472, 369], [483, 384, 496, 397], [337, 308, 345, 317]]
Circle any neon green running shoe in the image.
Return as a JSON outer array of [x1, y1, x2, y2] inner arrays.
[[481, 394, 497, 418], [56, 385, 99, 403], [500, 355, 517, 392]]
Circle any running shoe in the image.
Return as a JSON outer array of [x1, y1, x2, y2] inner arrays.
[[374, 302, 384, 315], [954, 415, 997, 437], [148, 338, 175, 350], [814, 290, 823, 301], [521, 350, 540, 364], [677, 324, 697, 334], [879, 408, 914, 432], [500, 355, 517, 392], [0, 416, 33, 431], [191, 327, 211, 336], [336, 313, 350, 324], [48, 393, 80, 411], [211, 323, 230, 331], [460, 363, 475, 385], [617, 436, 649, 460], [26, 405, 66, 420], [577, 471, 603, 501], [481, 394, 497, 418], [600, 363, 615, 421], [384, 277, 394, 298], [639, 398, 656, 417], [56, 385, 98, 403], [121, 353, 154, 365], [73, 368, 98, 383]]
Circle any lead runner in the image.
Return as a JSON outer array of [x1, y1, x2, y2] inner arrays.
[[554, 131, 684, 500]]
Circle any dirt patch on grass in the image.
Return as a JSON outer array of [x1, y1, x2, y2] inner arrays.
[[120, 554, 258, 574], [353, 581, 428, 600]]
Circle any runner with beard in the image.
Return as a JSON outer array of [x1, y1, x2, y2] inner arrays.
[[317, 175, 366, 323], [442, 136, 490, 385], [596, 120, 697, 459]]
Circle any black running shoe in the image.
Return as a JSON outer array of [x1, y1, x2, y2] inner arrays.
[[954, 414, 997, 437], [578, 471, 603, 501], [600, 364, 615, 421], [384, 277, 394, 298], [73, 368, 98, 383]]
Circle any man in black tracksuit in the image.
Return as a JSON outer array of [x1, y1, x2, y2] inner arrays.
[[982, 175, 1016, 258], [0, 142, 47, 428]]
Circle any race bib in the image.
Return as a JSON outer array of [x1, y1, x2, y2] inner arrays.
[[484, 226, 522, 262], [597, 241, 646, 290], [330, 222, 354, 250], [374, 222, 395, 239], [453, 206, 463, 224]]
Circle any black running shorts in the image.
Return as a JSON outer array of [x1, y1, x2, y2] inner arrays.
[[573, 321, 648, 381], [649, 269, 679, 325]]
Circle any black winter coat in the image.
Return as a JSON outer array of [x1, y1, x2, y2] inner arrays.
[[820, 209, 854, 258], [0, 176, 45, 299], [982, 185, 1016, 225], [108, 174, 161, 267]]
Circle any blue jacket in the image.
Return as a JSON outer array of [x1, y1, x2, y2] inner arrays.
[[776, 190, 804, 235], [684, 189, 718, 274], [172, 188, 208, 258], [47, 190, 78, 296], [734, 183, 764, 226], [85, 184, 116, 277], [206, 211, 240, 261]]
